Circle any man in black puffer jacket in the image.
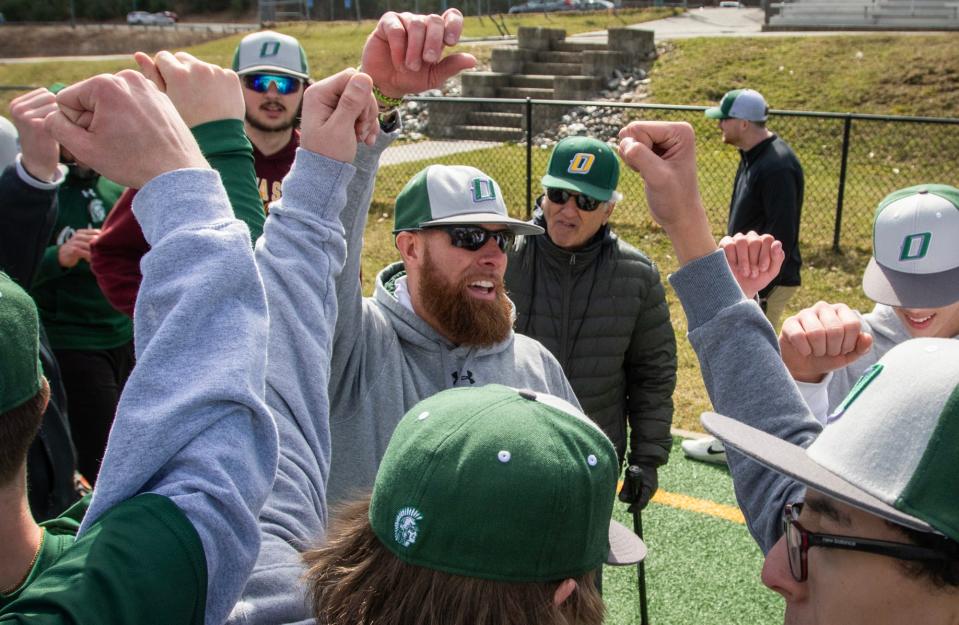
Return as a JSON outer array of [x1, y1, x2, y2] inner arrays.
[[506, 136, 676, 512]]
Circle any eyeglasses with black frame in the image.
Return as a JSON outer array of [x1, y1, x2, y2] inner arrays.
[[782, 502, 949, 582], [430, 226, 515, 253], [243, 73, 303, 95], [545, 188, 604, 212]]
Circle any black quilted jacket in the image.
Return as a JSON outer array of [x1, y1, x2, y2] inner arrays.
[[505, 210, 677, 467]]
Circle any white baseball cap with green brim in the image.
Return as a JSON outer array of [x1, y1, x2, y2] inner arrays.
[[704, 89, 769, 122], [393, 165, 543, 236], [862, 184, 959, 308], [232, 31, 310, 80], [702, 338, 959, 542]]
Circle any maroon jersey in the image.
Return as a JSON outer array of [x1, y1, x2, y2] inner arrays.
[[253, 129, 299, 214]]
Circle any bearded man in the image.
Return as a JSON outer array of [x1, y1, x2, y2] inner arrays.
[[325, 164, 579, 503]]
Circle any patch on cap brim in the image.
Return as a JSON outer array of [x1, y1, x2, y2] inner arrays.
[[607, 520, 647, 565], [420, 213, 544, 236], [862, 257, 959, 308], [701, 412, 935, 534]]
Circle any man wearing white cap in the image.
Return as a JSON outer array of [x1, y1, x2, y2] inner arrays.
[[617, 119, 959, 625], [779, 184, 959, 422], [685, 87, 805, 464]]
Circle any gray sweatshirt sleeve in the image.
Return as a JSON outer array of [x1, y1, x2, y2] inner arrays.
[[230, 150, 355, 625], [79, 168, 276, 625], [329, 131, 396, 393], [668, 250, 820, 553]]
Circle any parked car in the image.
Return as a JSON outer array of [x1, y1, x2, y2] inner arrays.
[[159, 10, 178, 22], [719, 1, 743, 7], [508, 0, 612, 12], [126, 11, 175, 25]]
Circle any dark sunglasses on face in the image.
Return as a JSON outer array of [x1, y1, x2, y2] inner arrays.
[[545, 187, 604, 212], [243, 74, 302, 95], [432, 226, 516, 253], [782, 502, 950, 583]]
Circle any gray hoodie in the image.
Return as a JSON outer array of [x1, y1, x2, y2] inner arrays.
[[670, 250, 820, 553], [326, 136, 579, 505]]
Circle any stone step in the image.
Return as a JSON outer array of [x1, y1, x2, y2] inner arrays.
[[497, 86, 554, 99], [510, 75, 554, 88], [450, 125, 526, 142], [532, 50, 582, 64], [552, 41, 609, 53], [467, 111, 525, 128], [524, 61, 582, 76]]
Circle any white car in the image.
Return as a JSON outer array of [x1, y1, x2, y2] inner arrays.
[[719, 1, 743, 7], [127, 11, 175, 25]]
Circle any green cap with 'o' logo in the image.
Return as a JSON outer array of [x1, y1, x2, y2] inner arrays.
[[540, 136, 620, 202], [0, 272, 43, 414], [862, 184, 959, 308], [368, 384, 647, 582], [393, 165, 543, 235]]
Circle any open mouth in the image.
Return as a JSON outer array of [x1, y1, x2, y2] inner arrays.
[[260, 102, 287, 117], [466, 279, 497, 300], [903, 313, 935, 330]]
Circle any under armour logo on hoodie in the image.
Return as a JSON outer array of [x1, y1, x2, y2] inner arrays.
[[452, 370, 476, 385]]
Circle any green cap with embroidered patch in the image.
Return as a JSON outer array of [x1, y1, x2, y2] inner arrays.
[[393, 165, 542, 235], [540, 136, 620, 202], [0, 272, 43, 414], [703, 338, 959, 543], [368, 384, 646, 582]]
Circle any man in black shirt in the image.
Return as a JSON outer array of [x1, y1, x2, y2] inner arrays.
[[685, 88, 804, 465]]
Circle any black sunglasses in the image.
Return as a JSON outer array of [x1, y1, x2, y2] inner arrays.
[[545, 187, 604, 212], [431, 226, 515, 253], [782, 502, 949, 582], [243, 73, 303, 95]]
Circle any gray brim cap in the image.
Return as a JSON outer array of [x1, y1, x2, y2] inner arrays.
[[702, 337, 959, 541], [862, 184, 959, 308], [394, 165, 543, 236]]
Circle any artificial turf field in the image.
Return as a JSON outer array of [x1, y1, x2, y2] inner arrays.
[[603, 438, 784, 625]]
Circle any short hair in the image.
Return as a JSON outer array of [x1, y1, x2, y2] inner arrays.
[[890, 522, 959, 589], [0, 377, 50, 486], [304, 496, 606, 625]]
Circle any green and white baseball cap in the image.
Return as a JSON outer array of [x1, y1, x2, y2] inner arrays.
[[703, 338, 959, 542], [369, 384, 646, 582], [862, 184, 959, 308], [393, 165, 543, 235], [0, 272, 43, 414], [232, 31, 309, 80], [540, 136, 620, 202], [704, 89, 769, 122]]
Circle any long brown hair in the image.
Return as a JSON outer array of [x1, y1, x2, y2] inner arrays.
[[304, 496, 606, 625]]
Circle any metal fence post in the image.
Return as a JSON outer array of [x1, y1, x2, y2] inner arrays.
[[833, 115, 853, 252], [525, 97, 533, 220]]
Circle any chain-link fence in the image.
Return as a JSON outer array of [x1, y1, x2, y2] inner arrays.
[[374, 97, 959, 257]]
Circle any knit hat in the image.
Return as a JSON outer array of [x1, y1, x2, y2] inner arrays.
[[0, 272, 44, 414], [0, 116, 18, 171], [232, 31, 309, 80], [393, 165, 543, 235], [705, 89, 769, 122], [703, 338, 959, 542], [540, 136, 620, 202], [862, 184, 959, 308], [369, 384, 647, 582]]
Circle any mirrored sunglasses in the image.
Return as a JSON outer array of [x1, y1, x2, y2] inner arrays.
[[433, 226, 515, 253], [545, 187, 603, 212], [243, 74, 302, 95]]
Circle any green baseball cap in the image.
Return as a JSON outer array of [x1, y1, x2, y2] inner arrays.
[[862, 184, 959, 308], [232, 31, 310, 80], [0, 272, 43, 414], [369, 384, 646, 583], [393, 165, 543, 235], [704, 88, 769, 122], [540, 136, 620, 202], [704, 338, 959, 542]]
